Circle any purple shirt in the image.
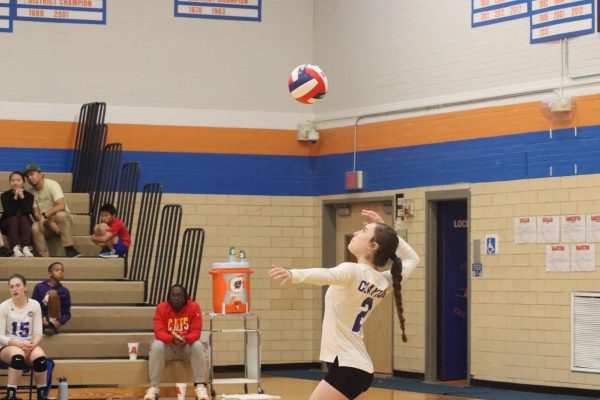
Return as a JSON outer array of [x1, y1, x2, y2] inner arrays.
[[31, 280, 72, 326]]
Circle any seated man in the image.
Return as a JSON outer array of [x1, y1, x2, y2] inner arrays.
[[25, 164, 81, 258], [145, 284, 209, 400]]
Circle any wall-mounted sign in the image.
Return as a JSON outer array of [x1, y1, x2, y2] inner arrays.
[[1, 0, 106, 33], [175, 0, 261, 22], [530, 0, 595, 43], [472, 0, 529, 27]]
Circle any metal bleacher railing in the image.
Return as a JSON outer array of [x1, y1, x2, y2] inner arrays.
[[128, 183, 163, 290], [71, 102, 106, 193], [90, 143, 122, 232], [176, 228, 206, 302], [148, 204, 182, 305]]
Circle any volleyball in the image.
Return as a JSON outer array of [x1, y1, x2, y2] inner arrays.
[[288, 64, 328, 104]]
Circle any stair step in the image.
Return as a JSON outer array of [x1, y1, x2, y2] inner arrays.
[[43, 332, 155, 358], [0, 172, 72, 193], [53, 359, 194, 386], [66, 306, 155, 331], [47, 235, 115, 257], [0, 257, 124, 279], [15, 280, 146, 304]]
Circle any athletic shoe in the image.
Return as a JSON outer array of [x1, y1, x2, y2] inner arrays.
[[65, 246, 82, 258], [195, 385, 209, 400], [43, 324, 58, 335], [22, 246, 34, 258], [98, 249, 118, 258], [143, 387, 159, 400], [0, 246, 13, 257], [12, 245, 23, 257]]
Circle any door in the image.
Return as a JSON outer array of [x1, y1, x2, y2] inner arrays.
[[437, 200, 468, 381], [335, 201, 393, 375]]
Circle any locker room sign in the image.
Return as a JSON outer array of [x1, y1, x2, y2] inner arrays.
[[1, 0, 106, 33], [472, 0, 529, 27], [175, 0, 261, 22], [530, 0, 595, 43]]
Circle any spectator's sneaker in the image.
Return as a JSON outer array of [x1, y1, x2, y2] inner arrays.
[[42, 324, 58, 335], [0, 246, 13, 257], [12, 245, 23, 257], [143, 387, 159, 400], [65, 246, 82, 258], [98, 249, 118, 258], [194, 385, 209, 400], [22, 246, 34, 258]]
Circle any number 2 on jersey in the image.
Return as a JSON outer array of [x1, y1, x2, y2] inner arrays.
[[352, 297, 374, 332], [11, 321, 29, 337]]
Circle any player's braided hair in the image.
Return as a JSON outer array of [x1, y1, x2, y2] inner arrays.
[[372, 223, 408, 343]]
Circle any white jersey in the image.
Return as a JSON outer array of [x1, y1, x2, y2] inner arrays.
[[0, 298, 43, 346], [290, 236, 419, 373]]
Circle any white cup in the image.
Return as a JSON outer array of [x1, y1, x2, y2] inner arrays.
[[127, 342, 139, 360], [175, 382, 187, 400]]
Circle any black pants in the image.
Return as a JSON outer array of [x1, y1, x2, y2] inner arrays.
[[324, 357, 373, 399], [2, 215, 33, 248]]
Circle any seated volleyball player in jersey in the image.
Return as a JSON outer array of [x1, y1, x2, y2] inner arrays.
[[269, 210, 419, 400], [144, 284, 209, 400], [0, 274, 49, 400]]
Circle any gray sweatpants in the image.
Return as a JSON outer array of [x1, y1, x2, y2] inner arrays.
[[148, 339, 209, 387]]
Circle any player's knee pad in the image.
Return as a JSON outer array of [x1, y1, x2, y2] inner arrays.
[[32, 356, 47, 372], [10, 354, 25, 370]]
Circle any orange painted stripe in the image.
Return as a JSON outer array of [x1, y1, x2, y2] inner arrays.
[[0, 120, 77, 149], [317, 93, 600, 155], [1, 93, 600, 156]]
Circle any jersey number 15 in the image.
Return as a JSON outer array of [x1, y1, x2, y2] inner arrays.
[[11, 322, 29, 337]]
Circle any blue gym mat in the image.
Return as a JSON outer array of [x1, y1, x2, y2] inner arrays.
[[264, 369, 597, 400]]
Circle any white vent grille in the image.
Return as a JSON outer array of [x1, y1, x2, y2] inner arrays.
[[572, 292, 600, 373]]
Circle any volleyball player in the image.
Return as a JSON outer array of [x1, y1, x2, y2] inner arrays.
[[0, 274, 49, 400], [269, 210, 419, 400]]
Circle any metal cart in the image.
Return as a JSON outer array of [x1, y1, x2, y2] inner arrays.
[[206, 312, 264, 398]]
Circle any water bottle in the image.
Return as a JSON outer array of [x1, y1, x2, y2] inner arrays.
[[228, 246, 237, 263], [58, 377, 68, 400]]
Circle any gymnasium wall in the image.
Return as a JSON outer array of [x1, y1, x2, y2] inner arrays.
[[2, 0, 600, 392]]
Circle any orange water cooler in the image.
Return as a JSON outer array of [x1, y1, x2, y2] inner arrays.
[[210, 262, 253, 313]]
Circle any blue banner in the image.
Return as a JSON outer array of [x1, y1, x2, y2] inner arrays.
[[472, 0, 529, 27], [175, 0, 261, 22], [530, 0, 595, 43]]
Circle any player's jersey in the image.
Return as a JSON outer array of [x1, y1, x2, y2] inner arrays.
[[290, 236, 420, 373], [291, 262, 390, 373], [0, 298, 42, 346]]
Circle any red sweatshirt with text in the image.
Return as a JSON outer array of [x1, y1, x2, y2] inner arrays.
[[153, 298, 203, 345]]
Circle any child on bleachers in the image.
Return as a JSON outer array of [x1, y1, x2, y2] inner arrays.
[[31, 262, 72, 335], [91, 203, 131, 258]]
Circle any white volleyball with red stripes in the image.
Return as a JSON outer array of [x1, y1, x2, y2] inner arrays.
[[288, 64, 328, 104]]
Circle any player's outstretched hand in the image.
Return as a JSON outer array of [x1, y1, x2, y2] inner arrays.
[[269, 265, 292, 285], [361, 209, 384, 224]]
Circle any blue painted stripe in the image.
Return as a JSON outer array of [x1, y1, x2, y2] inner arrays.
[[2, 125, 600, 196]]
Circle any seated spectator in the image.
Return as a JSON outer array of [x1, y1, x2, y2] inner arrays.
[[0, 274, 49, 400], [32, 262, 71, 335], [25, 164, 81, 258], [91, 203, 131, 258], [0, 171, 35, 257], [144, 284, 209, 400]]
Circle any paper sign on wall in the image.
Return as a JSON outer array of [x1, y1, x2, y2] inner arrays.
[[515, 216, 537, 243], [571, 243, 595, 272], [536, 215, 560, 243], [561, 215, 586, 243], [546, 244, 570, 272], [586, 214, 600, 242]]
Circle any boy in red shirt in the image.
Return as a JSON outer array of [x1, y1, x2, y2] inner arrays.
[[144, 284, 209, 400], [91, 203, 131, 258]]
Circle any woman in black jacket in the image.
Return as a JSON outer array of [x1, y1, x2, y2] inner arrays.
[[0, 171, 35, 257]]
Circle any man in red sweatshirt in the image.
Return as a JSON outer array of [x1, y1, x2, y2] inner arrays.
[[144, 284, 209, 400]]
